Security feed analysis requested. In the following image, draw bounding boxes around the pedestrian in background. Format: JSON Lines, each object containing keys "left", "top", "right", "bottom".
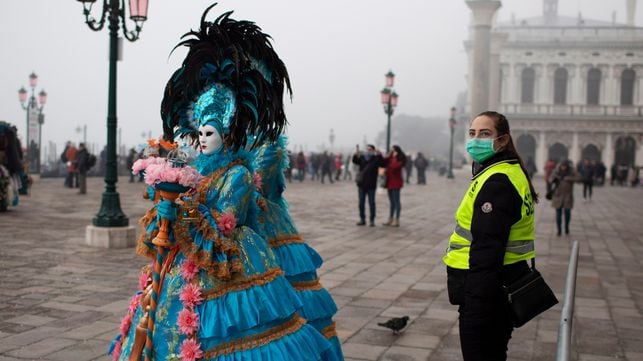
{"left": 550, "top": 160, "right": 580, "bottom": 236}
{"left": 343, "top": 153, "right": 353, "bottom": 181}
{"left": 320, "top": 151, "right": 334, "bottom": 184}
{"left": 578, "top": 158, "right": 595, "bottom": 201}
{"left": 75, "top": 143, "right": 89, "bottom": 194}
{"left": 353, "top": 144, "right": 384, "bottom": 226}
{"left": 444, "top": 111, "right": 539, "bottom": 361}
{"left": 383, "top": 145, "right": 406, "bottom": 227}
{"left": 65, "top": 142, "right": 78, "bottom": 188}
{"left": 414, "top": 152, "right": 429, "bottom": 185}
{"left": 544, "top": 158, "right": 557, "bottom": 192}
{"left": 405, "top": 154, "right": 413, "bottom": 184}
{"left": 126, "top": 148, "right": 138, "bottom": 183}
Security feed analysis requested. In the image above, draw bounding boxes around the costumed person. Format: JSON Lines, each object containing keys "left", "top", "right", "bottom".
{"left": 252, "top": 136, "right": 344, "bottom": 361}
{"left": 111, "top": 5, "right": 331, "bottom": 361}
{"left": 444, "top": 111, "right": 539, "bottom": 361}
{"left": 0, "top": 121, "right": 22, "bottom": 211}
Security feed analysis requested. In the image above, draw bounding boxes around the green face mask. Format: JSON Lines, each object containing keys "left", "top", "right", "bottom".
{"left": 466, "top": 138, "right": 496, "bottom": 163}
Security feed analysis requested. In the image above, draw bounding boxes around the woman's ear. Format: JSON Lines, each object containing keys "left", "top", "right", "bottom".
{"left": 495, "top": 134, "right": 510, "bottom": 151}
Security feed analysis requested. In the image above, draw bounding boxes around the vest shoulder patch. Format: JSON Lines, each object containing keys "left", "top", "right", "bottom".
{"left": 481, "top": 202, "right": 493, "bottom": 213}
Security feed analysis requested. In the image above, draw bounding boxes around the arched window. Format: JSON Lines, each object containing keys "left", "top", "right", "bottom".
{"left": 587, "top": 68, "right": 601, "bottom": 105}
{"left": 554, "top": 68, "right": 568, "bottom": 104}
{"left": 621, "top": 68, "right": 635, "bottom": 105}
{"left": 521, "top": 68, "right": 535, "bottom": 104}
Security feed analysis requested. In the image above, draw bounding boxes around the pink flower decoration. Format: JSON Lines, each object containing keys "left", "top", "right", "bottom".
{"left": 128, "top": 293, "right": 142, "bottom": 314}
{"left": 119, "top": 313, "right": 133, "bottom": 335}
{"left": 111, "top": 340, "right": 122, "bottom": 361}
{"left": 139, "top": 272, "right": 150, "bottom": 291}
{"left": 253, "top": 172, "right": 263, "bottom": 191}
{"left": 180, "top": 259, "right": 200, "bottom": 282}
{"left": 177, "top": 309, "right": 199, "bottom": 335}
{"left": 131, "top": 158, "right": 149, "bottom": 175}
{"left": 179, "top": 284, "right": 203, "bottom": 308}
{"left": 142, "top": 161, "right": 203, "bottom": 188}
{"left": 217, "top": 212, "right": 236, "bottom": 236}
{"left": 179, "top": 338, "right": 203, "bottom": 361}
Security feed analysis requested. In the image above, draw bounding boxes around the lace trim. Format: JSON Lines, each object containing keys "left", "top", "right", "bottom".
{"left": 202, "top": 314, "right": 306, "bottom": 358}
{"left": 290, "top": 278, "right": 322, "bottom": 291}
{"left": 202, "top": 267, "right": 284, "bottom": 300}
{"left": 268, "top": 235, "right": 305, "bottom": 248}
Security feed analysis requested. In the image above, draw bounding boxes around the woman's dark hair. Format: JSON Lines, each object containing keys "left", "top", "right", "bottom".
{"left": 477, "top": 111, "right": 539, "bottom": 203}
{"left": 391, "top": 145, "right": 407, "bottom": 166}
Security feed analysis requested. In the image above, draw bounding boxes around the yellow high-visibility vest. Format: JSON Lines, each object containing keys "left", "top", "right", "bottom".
{"left": 443, "top": 160, "right": 535, "bottom": 270}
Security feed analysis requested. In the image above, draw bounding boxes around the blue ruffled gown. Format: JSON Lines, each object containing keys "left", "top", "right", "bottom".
{"left": 253, "top": 139, "right": 344, "bottom": 361}
{"left": 113, "top": 152, "right": 330, "bottom": 361}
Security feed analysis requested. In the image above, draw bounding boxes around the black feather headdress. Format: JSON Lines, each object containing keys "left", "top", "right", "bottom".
{"left": 160, "top": 3, "right": 291, "bottom": 151}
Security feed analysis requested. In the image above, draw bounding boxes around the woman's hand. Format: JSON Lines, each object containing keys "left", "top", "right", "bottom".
{"left": 157, "top": 199, "right": 177, "bottom": 222}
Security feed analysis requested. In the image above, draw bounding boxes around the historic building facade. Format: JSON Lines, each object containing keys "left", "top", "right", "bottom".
{"left": 466, "top": 0, "right": 643, "bottom": 173}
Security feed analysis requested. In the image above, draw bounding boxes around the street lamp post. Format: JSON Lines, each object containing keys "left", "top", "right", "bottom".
{"left": 76, "top": 0, "right": 149, "bottom": 227}
{"left": 447, "top": 106, "right": 457, "bottom": 179}
{"left": 380, "top": 70, "right": 399, "bottom": 154}
{"left": 329, "top": 128, "right": 335, "bottom": 151}
{"left": 18, "top": 73, "right": 47, "bottom": 174}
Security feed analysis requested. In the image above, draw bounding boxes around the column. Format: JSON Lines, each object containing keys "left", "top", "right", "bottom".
{"left": 488, "top": 32, "right": 508, "bottom": 110}
{"left": 571, "top": 131, "right": 579, "bottom": 164}
{"left": 537, "top": 131, "right": 547, "bottom": 172}
{"left": 466, "top": 0, "right": 502, "bottom": 116}
{"left": 604, "top": 133, "right": 613, "bottom": 177}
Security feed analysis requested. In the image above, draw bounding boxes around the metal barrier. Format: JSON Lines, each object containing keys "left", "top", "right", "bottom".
{"left": 556, "top": 240, "right": 580, "bottom": 361}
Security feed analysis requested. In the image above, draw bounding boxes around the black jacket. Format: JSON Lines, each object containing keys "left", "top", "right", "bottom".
{"left": 447, "top": 152, "right": 531, "bottom": 322}
{"left": 352, "top": 152, "right": 384, "bottom": 190}
{"left": 76, "top": 148, "right": 89, "bottom": 174}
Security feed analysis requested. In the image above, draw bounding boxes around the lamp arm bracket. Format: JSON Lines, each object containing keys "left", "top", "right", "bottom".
{"left": 83, "top": 0, "right": 108, "bottom": 32}
{"left": 120, "top": 7, "right": 141, "bottom": 42}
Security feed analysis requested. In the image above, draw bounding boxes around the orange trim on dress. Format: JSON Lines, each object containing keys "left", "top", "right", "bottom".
{"left": 202, "top": 268, "right": 284, "bottom": 300}
{"left": 322, "top": 321, "right": 338, "bottom": 339}
{"left": 202, "top": 314, "right": 306, "bottom": 359}
{"left": 290, "top": 278, "right": 323, "bottom": 291}
{"left": 268, "top": 235, "right": 305, "bottom": 248}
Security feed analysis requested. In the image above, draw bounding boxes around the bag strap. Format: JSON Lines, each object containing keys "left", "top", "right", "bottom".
{"left": 530, "top": 258, "right": 536, "bottom": 270}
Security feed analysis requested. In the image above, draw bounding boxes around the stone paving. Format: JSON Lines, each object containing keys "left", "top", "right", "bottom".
{"left": 0, "top": 169, "right": 642, "bottom": 361}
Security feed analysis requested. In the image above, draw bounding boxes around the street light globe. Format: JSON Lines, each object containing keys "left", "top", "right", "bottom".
{"left": 18, "top": 87, "right": 28, "bottom": 103}
{"left": 380, "top": 88, "right": 391, "bottom": 104}
{"left": 385, "top": 70, "right": 395, "bottom": 87}
{"left": 391, "top": 92, "right": 399, "bottom": 107}
{"left": 129, "top": 0, "right": 149, "bottom": 21}
{"left": 29, "top": 72, "right": 38, "bottom": 88}
{"left": 39, "top": 90, "right": 48, "bottom": 106}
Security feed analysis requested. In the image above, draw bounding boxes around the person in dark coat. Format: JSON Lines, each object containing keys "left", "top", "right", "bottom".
{"left": 414, "top": 152, "right": 429, "bottom": 185}
{"left": 404, "top": 154, "right": 413, "bottom": 184}
{"left": 75, "top": 143, "right": 89, "bottom": 194}
{"left": 352, "top": 144, "right": 384, "bottom": 226}
{"left": 578, "top": 158, "right": 595, "bottom": 200}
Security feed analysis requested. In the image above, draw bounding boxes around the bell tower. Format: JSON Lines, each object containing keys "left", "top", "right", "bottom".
{"left": 544, "top": 0, "right": 558, "bottom": 23}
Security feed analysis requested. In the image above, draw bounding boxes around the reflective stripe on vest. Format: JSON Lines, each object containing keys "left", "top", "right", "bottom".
{"left": 443, "top": 160, "right": 535, "bottom": 270}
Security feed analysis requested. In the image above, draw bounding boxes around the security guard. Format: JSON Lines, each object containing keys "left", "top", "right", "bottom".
{"left": 444, "top": 111, "right": 539, "bottom": 361}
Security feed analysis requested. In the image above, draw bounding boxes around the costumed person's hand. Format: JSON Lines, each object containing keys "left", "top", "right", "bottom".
{"left": 157, "top": 199, "right": 177, "bottom": 222}
{"left": 146, "top": 186, "right": 156, "bottom": 201}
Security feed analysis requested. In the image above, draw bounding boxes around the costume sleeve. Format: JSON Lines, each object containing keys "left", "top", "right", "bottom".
{"left": 205, "top": 165, "right": 253, "bottom": 225}
{"left": 465, "top": 173, "right": 522, "bottom": 320}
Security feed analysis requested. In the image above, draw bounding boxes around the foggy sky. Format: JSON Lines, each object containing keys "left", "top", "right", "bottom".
{"left": 1, "top": 1, "right": 639, "bottom": 154}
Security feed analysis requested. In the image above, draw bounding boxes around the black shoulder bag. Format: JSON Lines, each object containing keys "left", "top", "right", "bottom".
{"left": 503, "top": 258, "right": 558, "bottom": 328}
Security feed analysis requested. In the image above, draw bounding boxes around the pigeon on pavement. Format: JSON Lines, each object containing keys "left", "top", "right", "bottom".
{"left": 377, "top": 315, "right": 410, "bottom": 334}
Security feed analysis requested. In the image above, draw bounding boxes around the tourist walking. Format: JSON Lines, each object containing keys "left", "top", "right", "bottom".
{"left": 296, "top": 151, "right": 306, "bottom": 182}
{"left": 544, "top": 158, "right": 557, "bottom": 192}
{"left": 343, "top": 153, "right": 353, "bottom": 181}
{"left": 578, "top": 158, "right": 595, "bottom": 200}
{"left": 383, "top": 145, "right": 406, "bottom": 227}
{"left": 126, "top": 148, "right": 138, "bottom": 183}
{"left": 320, "top": 151, "right": 334, "bottom": 184}
{"left": 64, "top": 142, "right": 78, "bottom": 188}
{"left": 550, "top": 160, "right": 580, "bottom": 236}
{"left": 444, "top": 111, "right": 539, "bottom": 361}
{"left": 405, "top": 154, "right": 413, "bottom": 184}
{"left": 353, "top": 144, "right": 384, "bottom": 226}
{"left": 75, "top": 143, "right": 89, "bottom": 194}
{"left": 414, "top": 152, "right": 429, "bottom": 185}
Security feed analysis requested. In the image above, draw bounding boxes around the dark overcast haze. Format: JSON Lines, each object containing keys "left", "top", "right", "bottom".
{"left": 1, "top": 0, "right": 640, "bottom": 153}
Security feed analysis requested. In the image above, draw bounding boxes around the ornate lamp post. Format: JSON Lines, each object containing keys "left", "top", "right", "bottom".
{"left": 18, "top": 72, "right": 47, "bottom": 174}
{"left": 380, "top": 70, "right": 399, "bottom": 154}
{"left": 329, "top": 128, "right": 335, "bottom": 150}
{"left": 447, "top": 106, "right": 457, "bottom": 179}
{"left": 76, "top": 0, "right": 149, "bottom": 227}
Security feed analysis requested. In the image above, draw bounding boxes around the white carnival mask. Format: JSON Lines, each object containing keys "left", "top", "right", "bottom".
{"left": 198, "top": 124, "right": 223, "bottom": 155}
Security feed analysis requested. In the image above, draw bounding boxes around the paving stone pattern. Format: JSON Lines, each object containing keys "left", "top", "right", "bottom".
{"left": 0, "top": 171, "right": 642, "bottom": 360}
